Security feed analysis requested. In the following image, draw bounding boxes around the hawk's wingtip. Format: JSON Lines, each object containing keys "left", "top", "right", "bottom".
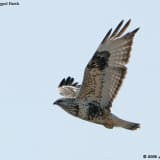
{"left": 132, "top": 27, "right": 140, "bottom": 34}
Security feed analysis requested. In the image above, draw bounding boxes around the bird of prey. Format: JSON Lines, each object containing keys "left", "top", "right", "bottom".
{"left": 54, "top": 20, "right": 140, "bottom": 130}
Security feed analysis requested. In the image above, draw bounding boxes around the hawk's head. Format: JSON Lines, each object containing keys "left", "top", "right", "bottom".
{"left": 53, "top": 98, "right": 79, "bottom": 117}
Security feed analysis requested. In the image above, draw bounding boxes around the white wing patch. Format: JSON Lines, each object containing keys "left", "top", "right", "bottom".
{"left": 58, "top": 77, "right": 80, "bottom": 98}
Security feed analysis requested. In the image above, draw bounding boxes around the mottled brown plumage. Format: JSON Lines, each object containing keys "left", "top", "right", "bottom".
{"left": 78, "top": 20, "right": 139, "bottom": 110}
{"left": 54, "top": 20, "right": 140, "bottom": 130}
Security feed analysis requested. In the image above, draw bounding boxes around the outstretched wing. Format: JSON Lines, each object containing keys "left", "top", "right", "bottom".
{"left": 77, "top": 20, "right": 139, "bottom": 109}
{"left": 58, "top": 76, "right": 81, "bottom": 98}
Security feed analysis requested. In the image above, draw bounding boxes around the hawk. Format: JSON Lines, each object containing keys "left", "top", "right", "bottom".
{"left": 54, "top": 20, "right": 140, "bottom": 130}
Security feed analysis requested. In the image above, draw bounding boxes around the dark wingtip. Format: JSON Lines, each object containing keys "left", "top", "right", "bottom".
{"left": 109, "top": 20, "right": 124, "bottom": 38}
{"left": 115, "top": 19, "right": 124, "bottom": 31}
{"left": 127, "top": 19, "right": 131, "bottom": 24}
{"left": 125, "top": 19, "right": 131, "bottom": 28}
{"left": 119, "top": 19, "right": 124, "bottom": 26}
{"left": 66, "top": 76, "right": 73, "bottom": 85}
{"left": 58, "top": 78, "right": 65, "bottom": 87}
{"left": 101, "top": 28, "right": 112, "bottom": 44}
{"left": 58, "top": 76, "right": 80, "bottom": 87}
{"left": 132, "top": 27, "right": 140, "bottom": 34}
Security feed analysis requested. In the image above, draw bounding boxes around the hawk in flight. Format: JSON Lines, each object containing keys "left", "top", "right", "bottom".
{"left": 54, "top": 20, "right": 140, "bottom": 130}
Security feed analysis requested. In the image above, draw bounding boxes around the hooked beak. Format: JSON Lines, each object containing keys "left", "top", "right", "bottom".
{"left": 53, "top": 99, "right": 63, "bottom": 105}
{"left": 53, "top": 101, "right": 57, "bottom": 105}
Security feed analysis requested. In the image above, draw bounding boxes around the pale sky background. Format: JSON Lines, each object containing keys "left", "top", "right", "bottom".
{"left": 0, "top": 0, "right": 159, "bottom": 160}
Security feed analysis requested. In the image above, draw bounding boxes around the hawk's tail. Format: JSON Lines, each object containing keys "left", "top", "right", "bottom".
{"left": 108, "top": 114, "right": 140, "bottom": 130}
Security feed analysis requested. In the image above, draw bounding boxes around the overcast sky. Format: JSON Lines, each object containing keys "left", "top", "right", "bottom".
{"left": 0, "top": 0, "right": 160, "bottom": 160}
